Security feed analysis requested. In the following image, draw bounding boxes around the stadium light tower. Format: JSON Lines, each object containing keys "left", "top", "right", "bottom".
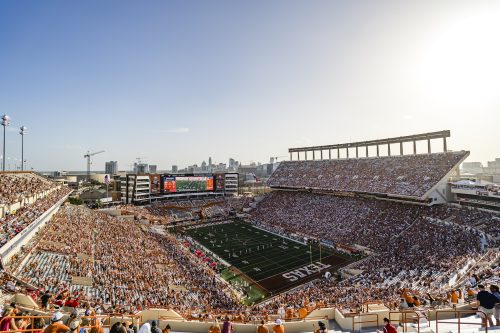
{"left": 1, "top": 114, "right": 11, "bottom": 172}
{"left": 19, "top": 126, "right": 27, "bottom": 171}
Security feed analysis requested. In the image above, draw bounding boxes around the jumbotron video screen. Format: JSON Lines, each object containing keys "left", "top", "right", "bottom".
{"left": 163, "top": 176, "right": 214, "bottom": 193}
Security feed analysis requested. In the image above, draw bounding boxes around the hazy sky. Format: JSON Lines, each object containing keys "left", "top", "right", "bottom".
{"left": 1, "top": 0, "right": 499, "bottom": 171}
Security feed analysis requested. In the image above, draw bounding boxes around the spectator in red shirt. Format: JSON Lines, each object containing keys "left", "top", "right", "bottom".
{"left": 377, "top": 318, "right": 397, "bottom": 333}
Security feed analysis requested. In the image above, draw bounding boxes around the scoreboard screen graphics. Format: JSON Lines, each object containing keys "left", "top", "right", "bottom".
{"left": 163, "top": 176, "right": 214, "bottom": 193}
{"left": 215, "top": 174, "right": 225, "bottom": 191}
{"left": 163, "top": 177, "right": 176, "bottom": 192}
{"left": 150, "top": 174, "right": 161, "bottom": 194}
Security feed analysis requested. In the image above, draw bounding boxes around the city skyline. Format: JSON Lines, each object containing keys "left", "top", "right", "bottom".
{"left": 1, "top": 1, "right": 500, "bottom": 170}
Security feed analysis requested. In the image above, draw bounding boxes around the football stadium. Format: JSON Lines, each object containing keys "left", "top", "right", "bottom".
{"left": 0, "top": 130, "right": 498, "bottom": 333}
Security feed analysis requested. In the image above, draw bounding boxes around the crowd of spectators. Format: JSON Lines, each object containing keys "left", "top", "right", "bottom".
{"left": 250, "top": 191, "right": 499, "bottom": 311}
{"left": 13, "top": 189, "right": 498, "bottom": 318}
{"left": 0, "top": 187, "right": 71, "bottom": 247}
{"left": 119, "top": 197, "right": 254, "bottom": 225}
{"left": 0, "top": 173, "right": 56, "bottom": 206}
{"left": 426, "top": 205, "right": 500, "bottom": 245}
{"left": 268, "top": 151, "right": 467, "bottom": 198}
{"left": 17, "top": 206, "right": 241, "bottom": 315}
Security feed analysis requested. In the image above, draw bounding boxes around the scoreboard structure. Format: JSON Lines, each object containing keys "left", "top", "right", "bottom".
{"left": 157, "top": 173, "right": 238, "bottom": 195}
{"left": 162, "top": 175, "right": 214, "bottom": 193}
{"left": 122, "top": 172, "right": 239, "bottom": 204}
{"left": 159, "top": 173, "right": 238, "bottom": 195}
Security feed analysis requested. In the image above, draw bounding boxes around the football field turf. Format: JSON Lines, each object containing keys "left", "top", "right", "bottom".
{"left": 175, "top": 180, "right": 206, "bottom": 192}
{"left": 184, "top": 220, "right": 353, "bottom": 298}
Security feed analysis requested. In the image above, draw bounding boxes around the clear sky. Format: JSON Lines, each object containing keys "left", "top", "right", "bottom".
{"left": 1, "top": 0, "right": 499, "bottom": 171}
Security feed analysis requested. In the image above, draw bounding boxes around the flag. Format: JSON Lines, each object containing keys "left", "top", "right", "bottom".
{"left": 104, "top": 175, "right": 110, "bottom": 185}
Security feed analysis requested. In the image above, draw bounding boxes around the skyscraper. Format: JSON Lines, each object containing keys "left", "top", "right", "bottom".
{"left": 105, "top": 161, "right": 118, "bottom": 175}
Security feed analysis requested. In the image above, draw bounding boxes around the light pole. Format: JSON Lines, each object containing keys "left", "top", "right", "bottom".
{"left": 19, "top": 126, "right": 27, "bottom": 171}
{"left": 1, "top": 114, "right": 11, "bottom": 171}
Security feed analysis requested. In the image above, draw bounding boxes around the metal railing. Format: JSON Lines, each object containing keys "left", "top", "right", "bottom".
{"left": 388, "top": 310, "right": 423, "bottom": 333}
{"left": 0, "top": 315, "right": 102, "bottom": 333}
{"left": 0, "top": 312, "right": 145, "bottom": 333}
{"left": 434, "top": 309, "right": 488, "bottom": 333}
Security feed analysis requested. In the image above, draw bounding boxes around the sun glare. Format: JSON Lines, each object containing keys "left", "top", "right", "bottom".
{"left": 417, "top": 7, "right": 500, "bottom": 107}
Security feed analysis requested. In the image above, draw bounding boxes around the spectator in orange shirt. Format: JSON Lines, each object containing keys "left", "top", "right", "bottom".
{"left": 43, "top": 312, "right": 70, "bottom": 333}
{"left": 298, "top": 307, "right": 308, "bottom": 319}
{"left": 402, "top": 290, "right": 414, "bottom": 307}
{"left": 272, "top": 319, "right": 284, "bottom": 333}
{"left": 449, "top": 290, "right": 459, "bottom": 308}
{"left": 256, "top": 320, "right": 269, "bottom": 333}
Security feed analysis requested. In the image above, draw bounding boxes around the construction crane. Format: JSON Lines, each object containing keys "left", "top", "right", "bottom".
{"left": 84, "top": 150, "right": 104, "bottom": 181}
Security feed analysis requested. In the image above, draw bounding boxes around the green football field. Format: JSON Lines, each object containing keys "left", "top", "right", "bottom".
{"left": 175, "top": 179, "right": 206, "bottom": 191}
{"left": 184, "top": 220, "right": 353, "bottom": 303}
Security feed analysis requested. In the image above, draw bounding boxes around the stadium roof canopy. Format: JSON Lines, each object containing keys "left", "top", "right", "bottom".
{"left": 289, "top": 130, "right": 450, "bottom": 153}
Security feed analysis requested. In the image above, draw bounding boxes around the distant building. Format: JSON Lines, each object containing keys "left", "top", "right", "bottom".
{"left": 238, "top": 165, "right": 257, "bottom": 175}
{"left": 120, "top": 174, "right": 150, "bottom": 204}
{"left": 224, "top": 173, "right": 239, "bottom": 195}
{"left": 201, "top": 161, "right": 207, "bottom": 171}
{"left": 105, "top": 161, "right": 118, "bottom": 175}
{"left": 214, "top": 163, "right": 226, "bottom": 172}
{"left": 134, "top": 163, "right": 149, "bottom": 174}
{"left": 484, "top": 158, "right": 500, "bottom": 175}
{"left": 80, "top": 188, "right": 108, "bottom": 203}
{"left": 149, "top": 165, "right": 157, "bottom": 173}
{"left": 461, "top": 158, "right": 500, "bottom": 183}
{"left": 461, "top": 162, "right": 483, "bottom": 175}
{"left": 209, "top": 157, "right": 212, "bottom": 167}
{"left": 172, "top": 165, "right": 178, "bottom": 173}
